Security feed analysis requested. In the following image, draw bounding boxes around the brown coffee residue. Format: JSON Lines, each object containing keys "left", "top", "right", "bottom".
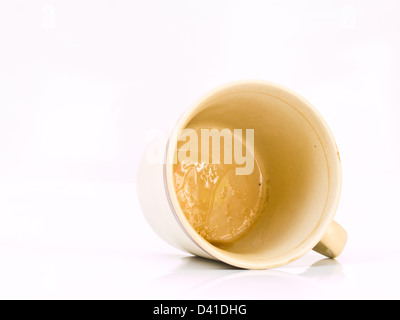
{"left": 174, "top": 159, "right": 267, "bottom": 245}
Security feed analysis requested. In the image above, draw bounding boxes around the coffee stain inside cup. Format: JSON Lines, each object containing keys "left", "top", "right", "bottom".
{"left": 173, "top": 130, "right": 268, "bottom": 245}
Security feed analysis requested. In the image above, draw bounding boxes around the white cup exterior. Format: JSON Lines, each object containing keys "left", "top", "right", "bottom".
{"left": 138, "top": 80, "right": 343, "bottom": 269}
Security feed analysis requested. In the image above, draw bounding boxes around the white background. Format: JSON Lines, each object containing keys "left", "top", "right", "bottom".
{"left": 0, "top": 0, "right": 399, "bottom": 299}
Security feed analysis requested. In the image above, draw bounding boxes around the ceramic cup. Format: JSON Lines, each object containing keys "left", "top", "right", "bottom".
{"left": 138, "top": 80, "right": 347, "bottom": 269}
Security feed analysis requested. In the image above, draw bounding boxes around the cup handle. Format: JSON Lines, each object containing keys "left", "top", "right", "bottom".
{"left": 313, "top": 221, "right": 348, "bottom": 258}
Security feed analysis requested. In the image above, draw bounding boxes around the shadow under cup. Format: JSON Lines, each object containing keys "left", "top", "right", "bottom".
{"left": 165, "top": 82, "right": 341, "bottom": 269}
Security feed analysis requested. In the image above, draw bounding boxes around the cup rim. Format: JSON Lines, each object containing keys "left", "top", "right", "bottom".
{"left": 163, "top": 80, "right": 342, "bottom": 269}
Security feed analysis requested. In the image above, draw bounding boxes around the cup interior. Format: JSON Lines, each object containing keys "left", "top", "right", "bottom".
{"left": 165, "top": 81, "right": 341, "bottom": 269}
